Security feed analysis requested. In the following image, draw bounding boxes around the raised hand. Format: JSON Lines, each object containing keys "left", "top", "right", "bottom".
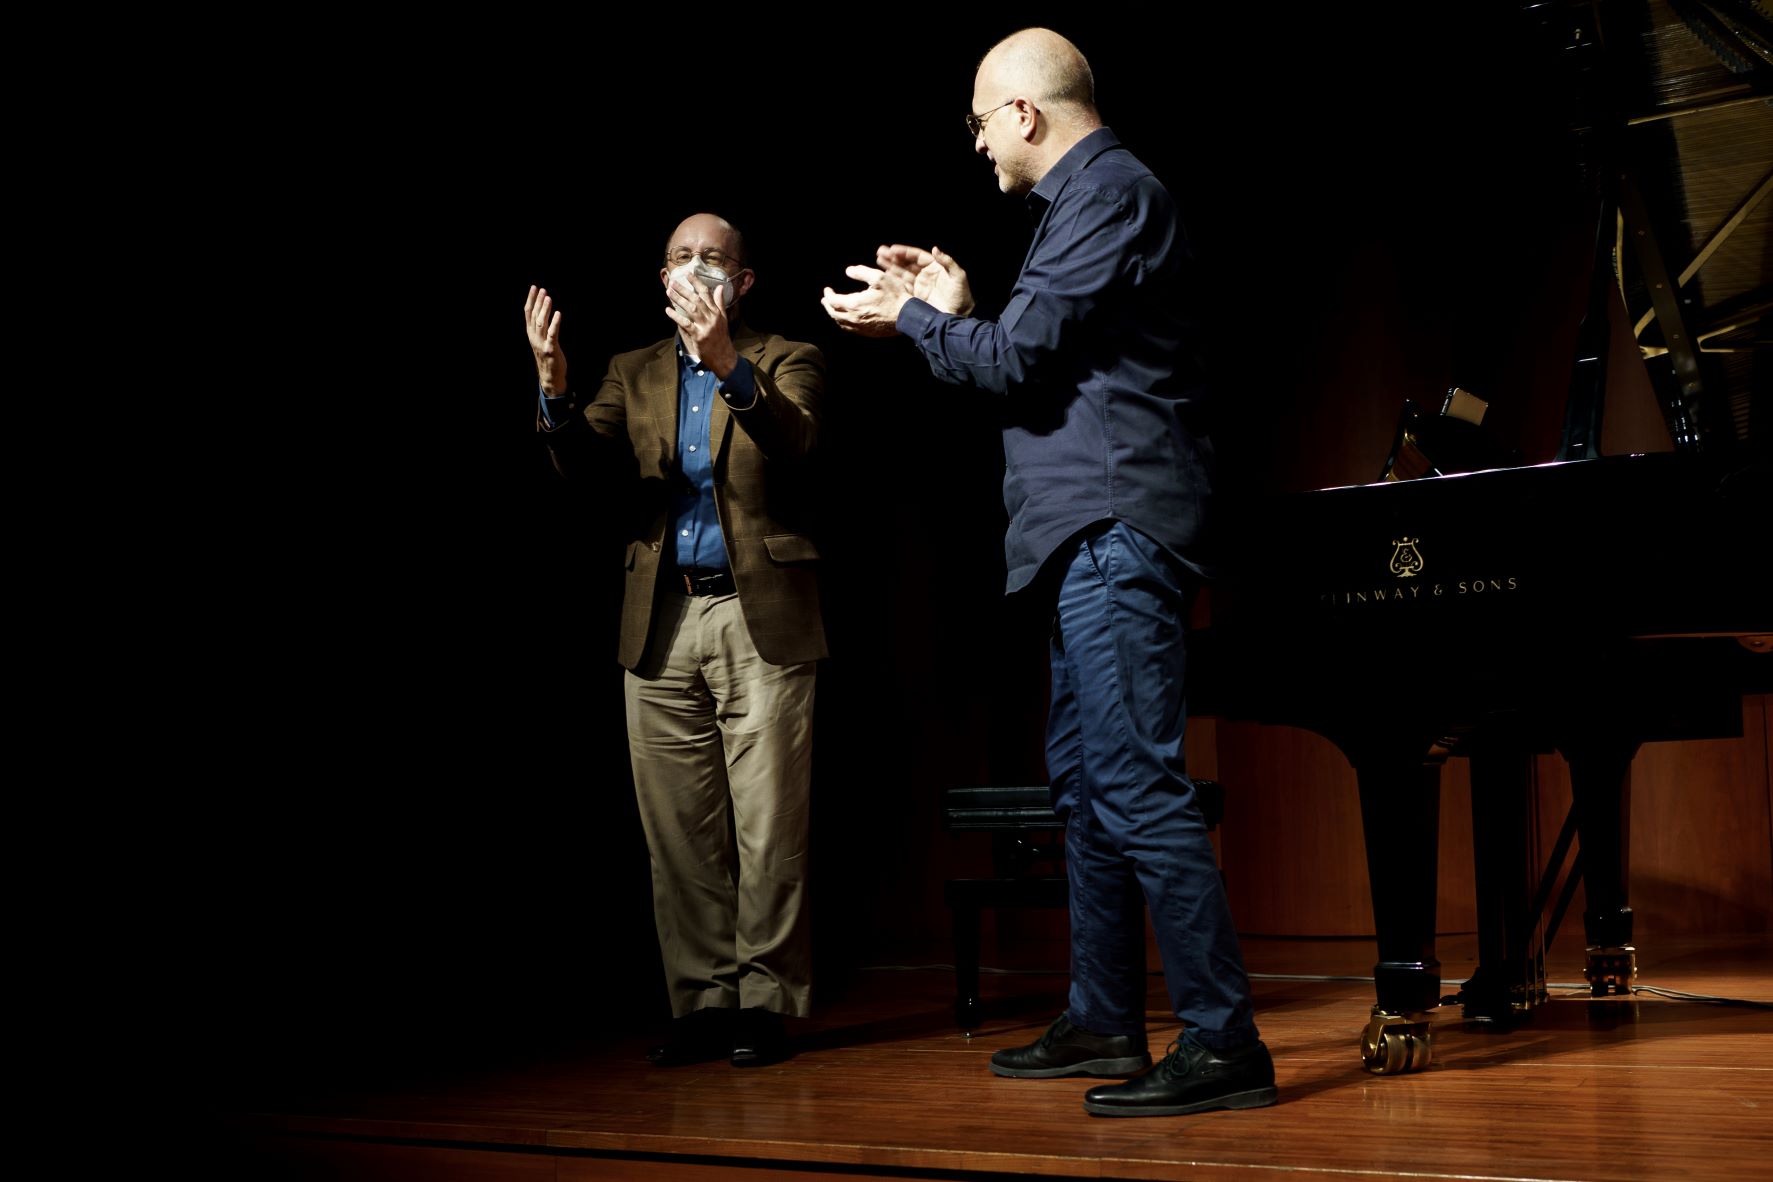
{"left": 665, "top": 272, "right": 739, "bottom": 378}
{"left": 524, "top": 285, "right": 568, "bottom": 396}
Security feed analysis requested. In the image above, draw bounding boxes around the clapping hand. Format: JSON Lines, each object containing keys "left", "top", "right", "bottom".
{"left": 665, "top": 272, "right": 739, "bottom": 377}
{"left": 821, "top": 252, "right": 913, "bottom": 338}
{"left": 822, "top": 243, "right": 975, "bottom": 336}
{"left": 879, "top": 244, "right": 974, "bottom": 316}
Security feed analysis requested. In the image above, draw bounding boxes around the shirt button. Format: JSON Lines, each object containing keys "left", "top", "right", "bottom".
{"left": 681, "top": 529, "right": 690, "bottom": 537}
{"left": 687, "top": 444, "right": 697, "bottom": 452}
{"left": 691, "top": 405, "right": 700, "bottom": 413}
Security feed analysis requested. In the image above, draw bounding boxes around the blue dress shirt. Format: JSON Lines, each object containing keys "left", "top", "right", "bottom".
{"left": 895, "top": 127, "right": 1217, "bottom": 593}
{"left": 541, "top": 337, "right": 757, "bottom": 572}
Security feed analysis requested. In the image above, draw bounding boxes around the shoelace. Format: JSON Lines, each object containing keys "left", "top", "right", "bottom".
{"left": 1157, "top": 1037, "right": 1200, "bottom": 1079}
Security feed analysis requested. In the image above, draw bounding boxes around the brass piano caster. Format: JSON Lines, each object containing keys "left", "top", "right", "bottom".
{"left": 1585, "top": 945, "right": 1637, "bottom": 996}
{"left": 1361, "top": 1009, "right": 1434, "bottom": 1075}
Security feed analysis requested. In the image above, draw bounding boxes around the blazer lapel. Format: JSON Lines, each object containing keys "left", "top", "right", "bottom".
{"left": 711, "top": 328, "right": 768, "bottom": 480}
{"left": 639, "top": 339, "right": 681, "bottom": 465}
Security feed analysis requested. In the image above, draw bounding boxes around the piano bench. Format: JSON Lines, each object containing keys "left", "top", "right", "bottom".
{"left": 941, "top": 780, "right": 1224, "bottom": 1030}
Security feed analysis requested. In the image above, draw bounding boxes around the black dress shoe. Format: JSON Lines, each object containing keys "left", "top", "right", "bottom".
{"left": 1083, "top": 1035, "right": 1278, "bottom": 1116}
{"left": 730, "top": 1007, "right": 791, "bottom": 1067}
{"left": 646, "top": 1007, "right": 733, "bottom": 1066}
{"left": 989, "top": 1013, "right": 1150, "bottom": 1078}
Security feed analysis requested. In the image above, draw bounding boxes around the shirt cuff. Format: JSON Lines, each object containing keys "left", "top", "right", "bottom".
{"left": 718, "top": 357, "right": 758, "bottom": 410}
{"left": 539, "top": 386, "right": 573, "bottom": 430}
{"left": 897, "top": 297, "right": 940, "bottom": 339}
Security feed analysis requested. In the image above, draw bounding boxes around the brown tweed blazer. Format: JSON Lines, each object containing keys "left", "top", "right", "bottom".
{"left": 539, "top": 323, "right": 827, "bottom": 669}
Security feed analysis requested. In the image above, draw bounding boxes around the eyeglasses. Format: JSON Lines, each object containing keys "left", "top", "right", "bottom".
{"left": 965, "top": 99, "right": 1015, "bottom": 137}
{"left": 665, "top": 247, "right": 744, "bottom": 271}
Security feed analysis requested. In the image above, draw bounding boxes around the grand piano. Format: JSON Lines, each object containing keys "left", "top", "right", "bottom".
{"left": 1191, "top": 448, "right": 1768, "bottom": 1071}
{"left": 1188, "top": 2, "right": 1770, "bottom": 1073}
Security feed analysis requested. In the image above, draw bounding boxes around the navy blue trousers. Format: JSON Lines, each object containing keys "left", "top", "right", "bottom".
{"left": 1047, "top": 521, "right": 1259, "bottom": 1050}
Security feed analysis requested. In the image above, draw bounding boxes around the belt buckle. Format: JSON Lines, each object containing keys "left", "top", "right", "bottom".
{"left": 680, "top": 569, "right": 728, "bottom": 596}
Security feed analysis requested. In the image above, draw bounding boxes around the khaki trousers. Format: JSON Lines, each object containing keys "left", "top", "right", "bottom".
{"left": 625, "top": 589, "right": 816, "bottom": 1018}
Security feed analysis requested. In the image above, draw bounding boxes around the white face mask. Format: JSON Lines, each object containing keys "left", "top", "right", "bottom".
{"left": 666, "top": 260, "right": 737, "bottom": 312}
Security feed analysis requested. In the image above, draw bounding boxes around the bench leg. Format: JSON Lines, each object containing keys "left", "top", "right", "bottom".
{"left": 951, "top": 894, "right": 983, "bottom": 1030}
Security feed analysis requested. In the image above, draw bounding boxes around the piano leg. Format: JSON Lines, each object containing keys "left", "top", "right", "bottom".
{"left": 1465, "top": 742, "right": 1548, "bottom": 1022}
{"left": 1355, "top": 753, "right": 1443, "bottom": 1074}
{"left": 1564, "top": 738, "right": 1639, "bottom": 996}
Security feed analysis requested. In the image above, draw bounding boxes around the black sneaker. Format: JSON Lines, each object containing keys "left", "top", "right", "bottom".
{"left": 1083, "top": 1035, "right": 1278, "bottom": 1116}
{"left": 989, "top": 1013, "right": 1150, "bottom": 1078}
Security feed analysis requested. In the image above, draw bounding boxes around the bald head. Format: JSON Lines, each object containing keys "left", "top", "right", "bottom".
{"left": 664, "top": 212, "right": 746, "bottom": 269}
{"left": 970, "top": 29, "right": 1102, "bottom": 194}
{"left": 977, "top": 28, "right": 1098, "bottom": 124}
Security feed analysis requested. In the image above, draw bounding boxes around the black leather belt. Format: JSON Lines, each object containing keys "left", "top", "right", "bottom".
{"left": 676, "top": 569, "right": 735, "bottom": 597}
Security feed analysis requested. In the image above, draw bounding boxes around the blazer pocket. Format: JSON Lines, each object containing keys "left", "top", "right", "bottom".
{"left": 763, "top": 533, "right": 821, "bottom": 564}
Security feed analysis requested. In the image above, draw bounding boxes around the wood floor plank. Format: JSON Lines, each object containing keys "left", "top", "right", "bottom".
{"left": 226, "top": 934, "right": 1773, "bottom": 1181}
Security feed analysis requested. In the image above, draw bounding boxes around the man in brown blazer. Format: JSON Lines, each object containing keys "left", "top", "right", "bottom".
{"left": 525, "top": 212, "right": 825, "bottom": 1068}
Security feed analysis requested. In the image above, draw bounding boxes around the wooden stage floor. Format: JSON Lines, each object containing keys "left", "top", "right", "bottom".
{"left": 221, "top": 932, "right": 1772, "bottom": 1180}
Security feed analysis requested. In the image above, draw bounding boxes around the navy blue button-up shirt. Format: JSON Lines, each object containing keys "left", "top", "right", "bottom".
{"left": 541, "top": 338, "right": 757, "bottom": 572}
{"left": 896, "top": 127, "right": 1216, "bottom": 593}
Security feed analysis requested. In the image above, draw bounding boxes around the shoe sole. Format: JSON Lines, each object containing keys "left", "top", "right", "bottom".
{"left": 731, "top": 1051, "right": 791, "bottom": 1067}
{"left": 1083, "top": 1085, "right": 1279, "bottom": 1116}
{"left": 990, "top": 1055, "right": 1151, "bottom": 1079}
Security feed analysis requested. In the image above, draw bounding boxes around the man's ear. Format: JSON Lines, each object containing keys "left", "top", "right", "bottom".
{"left": 732, "top": 269, "right": 757, "bottom": 300}
{"left": 659, "top": 267, "right": 672, "bottom": 290}
{"left": 1017, "top": 97, "right": 1039, "bottom": 142}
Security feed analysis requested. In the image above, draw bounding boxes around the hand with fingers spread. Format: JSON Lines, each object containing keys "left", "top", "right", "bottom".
{"left": 665, "top": 271, "right": 739, "bottom": 378}
{"left": 907, "top": 244, "right": 978, "bottom": 317}
{"left": 823, "top": 243, "right": 978, "bottom": 336}
{"left": 524, "top": 284, "right": 569, "bottom": 396}
{"left": 821, "top": 248, "right": 916, "bottom": 337}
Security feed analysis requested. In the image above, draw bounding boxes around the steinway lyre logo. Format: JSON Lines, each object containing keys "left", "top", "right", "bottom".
{"left": 1389, "top": 537, "right": 1424, "bottom": 579}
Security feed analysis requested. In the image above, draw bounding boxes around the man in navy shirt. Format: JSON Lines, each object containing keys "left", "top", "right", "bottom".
{"left": 823, "top": 29, "right": 1275, "bottom": 1117}
{"left": 529, "top": 213, "right": 825, "bottom": 1069}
